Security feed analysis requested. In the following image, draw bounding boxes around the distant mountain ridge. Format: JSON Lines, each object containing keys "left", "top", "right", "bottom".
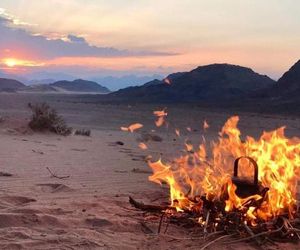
{"left": 2, "top": 61, "right": 300, "bottom": 115}
{"left": 90, "top": 74, "right": 163, "bottom": 90}
{"left": 0, "top": 78, "right": 110, "bottom": 93}
{"left": 0, "top": 78, "right": 25, "bottom": 92}
{"left": 109, "top": 63, "right": 276, "bottom": 102}
{"left": 50, "top": 79, "right": 110, "bottom": 93}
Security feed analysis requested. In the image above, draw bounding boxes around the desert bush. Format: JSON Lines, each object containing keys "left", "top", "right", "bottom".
{"left": 74, "top": 129, "right": 91, "bottom": 136}
{"left": 28, "top": 102, "right": 72, "bottom": 135}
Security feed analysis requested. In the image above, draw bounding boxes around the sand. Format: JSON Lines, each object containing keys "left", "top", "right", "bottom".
{"left": 0, "top": 93, "right": 300, "bottom": 249}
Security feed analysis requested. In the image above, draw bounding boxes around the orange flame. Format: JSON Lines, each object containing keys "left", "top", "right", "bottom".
{"left": 139, "top": 142, "right": 148, "bottom": 150}
{"left": 148, "top": 116, "right": 300, "bottom": 223}
{"left": 153, "top": 109, "right": 167, "bottom": 127}
{"left": 203, "top": 120, "right": 209, "bottom": 130}
{"left": 121, "top": 123, "right": 143, "bottom": 132}
{"left": 163, "top": 78, "right": 171, "bottom": 85}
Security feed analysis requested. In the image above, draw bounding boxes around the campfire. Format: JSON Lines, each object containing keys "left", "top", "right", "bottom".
{"left": 127, "top": 115, "right": 300, "bottom": 247}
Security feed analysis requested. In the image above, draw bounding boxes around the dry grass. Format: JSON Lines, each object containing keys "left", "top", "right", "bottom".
{"left": 28, "top": 102, "right": 72, "bottom": 136}
{"left": 74, "top": 129, "right": 91, "bottom": 136}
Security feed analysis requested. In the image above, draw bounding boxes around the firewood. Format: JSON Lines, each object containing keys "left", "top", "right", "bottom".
{"left": 129, "top": 196, "right": 175, "bottom": 212}
{"left": 199, "top": 234, "right": 235, "bottom": 250}
{"left": 46, "top": 167, "right": 70, "bottom": 179}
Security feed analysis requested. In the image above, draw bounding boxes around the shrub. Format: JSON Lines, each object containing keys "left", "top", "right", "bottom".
{"left": 28, "top": 103, "right": 72, "bottom": 135}
{"left": 74, "top": 129, "right": 91, "bottom": 136}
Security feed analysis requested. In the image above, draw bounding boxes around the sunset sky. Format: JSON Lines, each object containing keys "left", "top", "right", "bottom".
{"left": 0, "top": 0, "right": 299, "bottom": 87}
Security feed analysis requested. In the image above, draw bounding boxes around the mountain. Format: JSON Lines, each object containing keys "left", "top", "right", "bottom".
{"left": 0, "top": 78, "right": 26, "bottom": 92}
{"left": 277, "top": 60, "right": 300, "bottom": 92}
{"left": 50, "top": 79, "right": 110, "bottom": 93}
{"left": 27, "top": 79, "right": 57, "bottom": 85}
{"left": 143, "top": 79, "right": 162, "bottom": 87}
{"left": 251, "top": 60, "right": 300, "bottom": 99}
{"left": 259, "top": 60, "right": 300, "bottom": 111}
{"left": 21, "top": 84, "right": 58, "bottom": 93}
{"left": 109, "top": 64, "right": 275, "bottom": 102}
{"left": 90, "top": 74, "right": 163, "bottom": 91}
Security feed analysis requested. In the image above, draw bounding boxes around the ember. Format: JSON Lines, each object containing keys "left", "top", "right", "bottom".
{"left": 130, "top": 115, "right": 300, "bottom": 246}
{"left": 121, "top": 123, "right": 143, "bottom": 132}
{"left": 153, "top": 109, "right": 167, "bottom": 127}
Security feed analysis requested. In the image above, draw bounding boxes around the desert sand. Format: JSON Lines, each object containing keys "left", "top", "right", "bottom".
{"left": 0, "top": 93, "right": 299, "bottom": 249}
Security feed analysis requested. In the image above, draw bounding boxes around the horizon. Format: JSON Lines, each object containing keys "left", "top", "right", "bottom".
{"left": 0, "top": 1, "right": 300, "bottom": 89}
{"left": 0, "top": 61, "right": 293, "bottom": 91}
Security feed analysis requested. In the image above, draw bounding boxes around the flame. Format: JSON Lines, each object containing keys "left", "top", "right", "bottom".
{"left": 121, "top": 123, "right": 143, "bottom": 132}
{"left": 148, "top": 116, "right": 300, "bottom": 223}
{"left": 153, "top": 109, "right": 167, "bottom": 127}
{"left": 139, "top": 142, "right": 148, "bottom": 150}
{"left": 163, "top": 78, "right": 171, "bottom": 85}
{"left": 203, "top": 120, "right": 209, "bottom": 130}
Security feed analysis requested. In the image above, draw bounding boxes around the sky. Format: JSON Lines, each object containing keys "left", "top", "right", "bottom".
{"left": 0, "top": 0, "right": 299, "bottom": 88}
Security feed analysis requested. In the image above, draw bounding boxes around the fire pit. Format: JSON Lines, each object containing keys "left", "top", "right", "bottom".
{"left": 127, "top": 115, "right": 300, "bottom": 248}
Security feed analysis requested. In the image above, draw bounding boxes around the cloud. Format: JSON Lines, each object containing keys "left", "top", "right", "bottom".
{"left": 67, "top": 34, "right": 86, "bottom": 43}
{"left": 0, "top": 14, "right": 175, "bottom": 60}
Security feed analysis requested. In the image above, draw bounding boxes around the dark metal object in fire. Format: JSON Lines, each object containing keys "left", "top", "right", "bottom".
{"left": 232, "top": 156, "right": 268, "bottom": 198}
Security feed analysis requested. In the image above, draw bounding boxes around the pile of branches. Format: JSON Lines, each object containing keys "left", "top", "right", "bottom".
{"left": 28, "top": 102, "right": 72, "bottom": 136}
{"left": 129, "top": 196, "right": 300, "bottom": 249}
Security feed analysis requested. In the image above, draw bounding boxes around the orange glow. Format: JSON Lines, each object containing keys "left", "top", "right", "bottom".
{"left": 164, "top": 78, "right": 171, "bottom": 85}
{"left": 203, "top": 120, "right": 209, "bottom": 130}
{"left": 45, "top": 46, "right": 292, "bottom": 76}
{"left": 4, "top": 58, "right": 17, "bottom": 67}
{"left": 148, "top": 116, "right": 300, "bottom": 224}
{"left": 1, "top": 58, "right": 45, "bottom": 68}
{"left": 139, "top": 143, "right": 148, "bottom": 150}
{"left": 153, "top": 109, "right": 168, "bottom": 127}
{"left": 121, "top": 123, "right": 143, "bottom": 133}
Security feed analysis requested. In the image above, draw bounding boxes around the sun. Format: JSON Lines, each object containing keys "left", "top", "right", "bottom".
{"left": 4, "top": 58, "right": 18, "bottom": 67}
{"left": 1, "top": 58, "right": 45, "bottom": 68}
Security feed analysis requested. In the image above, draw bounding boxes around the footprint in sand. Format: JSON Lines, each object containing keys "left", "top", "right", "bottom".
{"left": 85, "top": 217, "right": 112, "bottom": 227}
{"left": 10, "top": 208, "right": 42, "bottom": 214}
{"left": 35, "top": 184, "right": 73, "bottom": 193}
{"left": 118, "top": 148, "right": 132, "bottom": 153}
{"left": 32, "top": 149, "right": 44, "bottom": 155}
{"left": 108, "top": 141, "right": 125, "bottom": 147}
{"left": 70, "top": 148, "right": 87, "bottom": 152}
{"left": 0, "top": 196, "right": 36, "bottom": 206}
{"left": 44, "top": 144, "right": 57, "bottom": 147}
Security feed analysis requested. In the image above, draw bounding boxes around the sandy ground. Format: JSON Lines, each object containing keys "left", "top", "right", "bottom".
{"left": 0, "top": 93, "right": 300, "bottom": 250}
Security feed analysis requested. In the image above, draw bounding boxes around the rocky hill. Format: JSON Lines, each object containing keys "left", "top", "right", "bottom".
{"left": 109, "top": 64, "right": 275, "bottom": 102}
{"left": 0, "top": 78, "right": 26, "bottom": 92}
{"left": 50, "top": 79, "right": 110, "bottom": 93}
